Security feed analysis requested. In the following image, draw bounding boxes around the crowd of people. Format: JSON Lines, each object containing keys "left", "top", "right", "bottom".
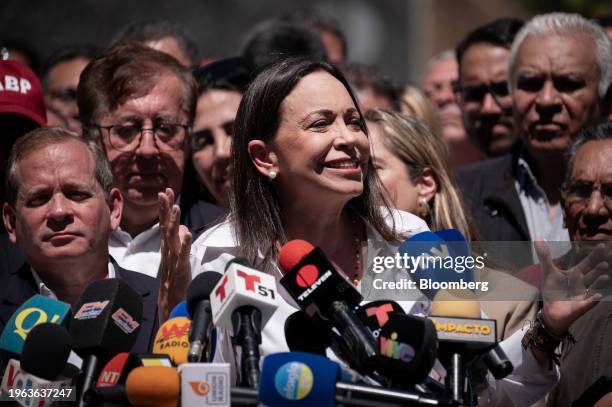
{"left": 1, "top": 9, "right": 612, "bottom": 407}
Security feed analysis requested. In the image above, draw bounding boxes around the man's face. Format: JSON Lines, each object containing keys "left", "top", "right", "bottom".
{"left": 422, "top": 56, "right": 459, "bottom": 109}
{"left": 563, "top": 139, "right": 612, "bottom": 242}
{"left": 512, "top": 34, "right": 601, "bottom": 158}
{"left": 2, "top": 140, "right": 122, "bottom": 268}
{"left": 99, "top": 74, "right": 188, "bottom": 214}
{"left": 422, "top": 56, "right": 466, "bottom": 142}
{"left": 458, "top": 43, "right": 517, "bottom": 156}
{"left": 45, "top": 57, "right": 90, "bottom": 132}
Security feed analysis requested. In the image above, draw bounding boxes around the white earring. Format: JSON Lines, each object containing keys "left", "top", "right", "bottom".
{"left": 269, "top": 170, "right": 277, "bottom": 179}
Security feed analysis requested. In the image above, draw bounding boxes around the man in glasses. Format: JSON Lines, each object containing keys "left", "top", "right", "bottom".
{"left": 519, "top": 122, "right": 612, "bottom": 406}
{"left": 458, "top": 13, "right": 611, "bottom": 267}
{"left": 455, "top": 17, "right": 524, "bottom": 157}
{"left": 76, "top": 43, "right": 224, "bottom": 278}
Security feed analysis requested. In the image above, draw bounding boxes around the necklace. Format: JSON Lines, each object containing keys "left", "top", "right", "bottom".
{"left": 351, "top": 217, "right": 362, "bottom": 286}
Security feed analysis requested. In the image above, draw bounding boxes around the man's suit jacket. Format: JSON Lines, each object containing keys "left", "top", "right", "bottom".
{"left": 457, "top": 145, "right": 533, "bottom": 269}
{"left": 0, "top": 259, "right": 159, "bottom": 355}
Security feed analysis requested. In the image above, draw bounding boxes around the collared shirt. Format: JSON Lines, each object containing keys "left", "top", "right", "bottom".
{"left": 190, "top": 208, "right": 559, "bottom": 405}
{"left": 31, "top": 261, "right": 116, "bottom": 300}
{"left": 109, "top": 224, "right": 161, "bottom": 278}
{"left": 515, "top": 155, "right": 570, "bottom": 260}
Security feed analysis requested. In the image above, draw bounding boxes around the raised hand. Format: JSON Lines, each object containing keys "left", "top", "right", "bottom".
{"left": 536, "top": 239, "right": 611, "bottom": 337}
{"left": 158, "top": 187, "right": 193, "bottom": 322}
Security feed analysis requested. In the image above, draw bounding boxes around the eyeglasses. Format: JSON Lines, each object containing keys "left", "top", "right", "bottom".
{"left": 455, "top": 81, "right": 512, "bottom": 109}
{"left": 98, "top": 123, "right": 188, "bottom": 152}
{"left": 561, "top": 181, "right": 612, "bottom": 208}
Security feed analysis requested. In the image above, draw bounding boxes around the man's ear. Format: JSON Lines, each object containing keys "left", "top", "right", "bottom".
{"left": 2, "top": 202, "right": 17, "bottom": 245}
{"left": 108, "top": 188, "right": 123, "bottom": 231}
{"left": 417, "top": 167, "right": 438, "bottom": 203}
{"left": 247, "top": 139, "right": 278, "bottom": 178}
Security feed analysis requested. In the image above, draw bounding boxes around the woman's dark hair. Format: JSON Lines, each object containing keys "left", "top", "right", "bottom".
{"left": 231, "top": 57, "right": 398, "bottom": 271}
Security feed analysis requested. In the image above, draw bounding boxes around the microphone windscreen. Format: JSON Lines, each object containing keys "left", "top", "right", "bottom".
{"left": 153, "top": 317, "right": 191, "bottom": 365}
{"left": 168, "top": 300, "right": 191, "bottom": 319}
{"left": 70, "top": 278, "right": 143, "bottom": 359}
{"left": 126, "top": 366, "right": 180, "bottom": 407}
{"left": 284, "top": 311, "right": 330, "bottom": 355}
{"left": 260, "top": 352, "right": 339, "bottom": 407}
{"left": 278, "top": 239, "right": 314, "bottom": 273}
{"left": 431, "top": 290, "right": 480, "bottom": 318}
{"left": 186, "top": 272, "right": 223, "bottom": 315}
{"left": 377, "top": 313, "right": 438, "bottom": 384}
{"left": 20, "top": 322, "right": 71, "bottom": 380}
{"left": 0, "top": 294, "right": 71, "bottom": 355}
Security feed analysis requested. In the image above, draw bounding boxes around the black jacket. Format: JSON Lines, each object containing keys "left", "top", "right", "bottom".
{"left": 457, "top": 145, "right": 533, "bottom": 268}
{"left": 0, "top": 259, "right": 159, "bottom": 355}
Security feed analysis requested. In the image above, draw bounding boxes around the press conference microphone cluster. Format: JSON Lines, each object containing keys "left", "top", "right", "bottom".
{"left": 279, "top": 239, "right": 378, "bottom": 374}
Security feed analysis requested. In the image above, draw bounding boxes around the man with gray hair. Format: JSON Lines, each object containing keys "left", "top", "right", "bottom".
{"left": 459, "top": 12, "right": 612, "bottom": 267}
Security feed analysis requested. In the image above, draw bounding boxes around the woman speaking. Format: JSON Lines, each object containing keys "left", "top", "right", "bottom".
{"left": 159, "top": 57, "right": 604, "bottom": 406}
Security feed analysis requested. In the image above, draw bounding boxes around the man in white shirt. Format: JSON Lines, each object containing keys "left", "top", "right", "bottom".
{"left": 76, "top": 42, "right": 224, "bottom": 278}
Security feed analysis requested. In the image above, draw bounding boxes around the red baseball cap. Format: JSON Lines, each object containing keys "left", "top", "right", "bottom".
{"left": 0, "top": 60, "right": 46, "bottom": 126}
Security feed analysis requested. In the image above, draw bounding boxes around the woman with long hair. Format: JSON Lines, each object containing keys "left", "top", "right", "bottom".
{"left": 159, "top": 58, "right": 600, "bottom": 405}
{"left": 366, "top": 109, "right": 474, "bottom": 240}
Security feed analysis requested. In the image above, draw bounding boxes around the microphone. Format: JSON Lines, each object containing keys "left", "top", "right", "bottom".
{"left": 95, "top": 353, "right": 139, "bottom": 388}
{"left": 70, "top": 278, "right": 143, "bottom": 407}
{"left": 21, "top": 323, "right": 73, "bottom": 380}
{"left": 210, "top": 258, "right": 279, "bottom": 388}
{"left": 278, "top": 239, "right": 377, "bottom": 374}
{"left": 284, "top": 311, "right": 330, "bottom": 356}
{"left": 125, "top": 366, "right": 180, "bottom": 407}
{"left": 1, "top": 323, "right": 73, "bottom": 407}
{"left": 399, "top": 231, "right": 476, "bottom": 300}
{"left": 84, "top": 353, "right": 171, "bottom": 406}
{"left": 355, "top": 301, "right": 438, "bottom": 387}
{"left": 178, "top": 363, "right": 231, "bottom": 406}
{"left": 0, "top": 294, "right": 71, "bottom": 356}
{"left": 186, "top": 272, "right": 223, "bottom": 363}
{"left": 169, "top": 300, "right": 191, "bottom": 319}
{"left": 429, "top": 291, "right": 501, "bottom": 404}
{"left": 153, "top": 317, "right": 191, "bottom": 365}
{"left": 259, "top": 352, "right": 456, "bottom": 407}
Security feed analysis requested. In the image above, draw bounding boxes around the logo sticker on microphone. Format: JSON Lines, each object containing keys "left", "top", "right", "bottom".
{"left": 295, "top": 265, "right": 319, "bottom": 288}
{"left": 74, "top": 301, "right": 109, "bottom": 320}
{"left": 189, "top": 381, "right": 210, "bottom": 396}
{"left": 274, "top": 362, "right": 313, "bottom": 401}
{"left": 111, "top": 308, "right": 140, "bottom": 334}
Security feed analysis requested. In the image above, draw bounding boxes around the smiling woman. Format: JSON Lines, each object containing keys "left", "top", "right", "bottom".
{"left": 220, "top": 57, "right": 402, "bottom": 274}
